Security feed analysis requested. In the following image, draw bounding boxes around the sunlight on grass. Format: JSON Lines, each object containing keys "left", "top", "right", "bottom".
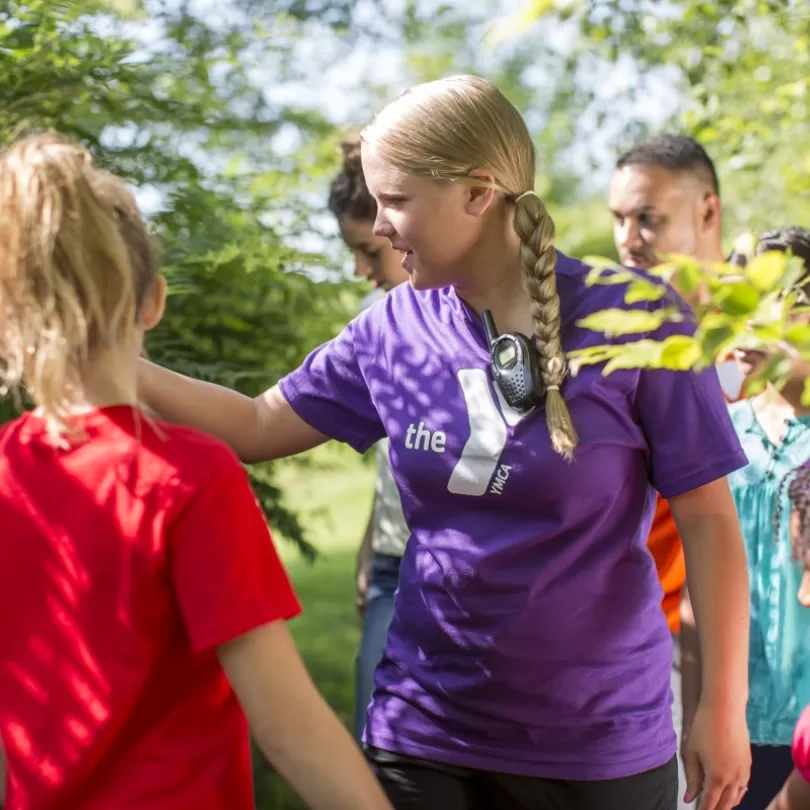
{"left": 254, "top": 442, "right": 375, "bottom": 809}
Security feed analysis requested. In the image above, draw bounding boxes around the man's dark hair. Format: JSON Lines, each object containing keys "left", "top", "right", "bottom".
{"left": 616, "top": 135, "right": 720, "bottom": 196}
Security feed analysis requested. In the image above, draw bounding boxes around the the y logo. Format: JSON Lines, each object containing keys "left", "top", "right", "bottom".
{"left": 447, "top": 369, "right": 528, "bottom": 496}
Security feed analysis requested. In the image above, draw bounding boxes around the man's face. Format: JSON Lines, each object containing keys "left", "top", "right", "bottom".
{"left": 608, "top": 163, "right": 718, "bottom": 270}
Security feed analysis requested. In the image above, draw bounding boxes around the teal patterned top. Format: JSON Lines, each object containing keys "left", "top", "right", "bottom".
{"left": 728, "top": 400, "right": 810, "bottom": 745}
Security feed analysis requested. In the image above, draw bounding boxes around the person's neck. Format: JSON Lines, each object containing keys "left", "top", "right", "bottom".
{"left": 699, "top": 237, "right": 725, "bottom": 265}
{"left": 70, "top": 347, "right": 140, "bottom": 414}
{"left": 458, "top": 263, "right": 533, "bottom": 336}
{"left": 756, "top": 381, "right": 810, "bottom": 418}
{"left": 453, "top": 221, "right": 534, "bottom": 336}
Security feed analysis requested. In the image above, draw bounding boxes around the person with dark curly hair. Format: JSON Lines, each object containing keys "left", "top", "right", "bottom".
{"left": 763, "top": 468, "right": 810, "bottom": 809}
{"left": 329, "top": 135, "right": 410, "bottom": 295}
{"left": 724, "top": 227, "right": 810, "bottom": 809}
{"left": 787, "top": 466, "right": 810, "bottom": 607}
{"left": 329, "top": 135, "right": 410, "bottom": 741}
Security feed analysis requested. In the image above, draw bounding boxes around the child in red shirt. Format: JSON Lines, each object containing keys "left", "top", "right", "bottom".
{"left": 0, "top": 134, "right": 392, "bottom": 810}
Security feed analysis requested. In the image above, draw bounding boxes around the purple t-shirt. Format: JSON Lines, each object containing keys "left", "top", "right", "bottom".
{"left": 279, "top": 252, "right": 746, "bottom": 780}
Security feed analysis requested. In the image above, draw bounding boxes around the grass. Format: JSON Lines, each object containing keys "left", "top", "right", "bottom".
{"left": 253, "top": 443, "right": 376, "bottom": 810}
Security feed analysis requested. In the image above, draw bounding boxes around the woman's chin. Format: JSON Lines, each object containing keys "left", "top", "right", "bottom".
{"left": 408, "top": 271, "right": 440, "bottom": 291}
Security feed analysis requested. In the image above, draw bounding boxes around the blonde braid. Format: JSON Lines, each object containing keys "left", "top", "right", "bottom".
{"left": 513, "top": 193, "right": 578, "bottom": 459}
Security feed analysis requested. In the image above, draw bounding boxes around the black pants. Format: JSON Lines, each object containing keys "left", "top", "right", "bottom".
{"left": 735, "top": 745, "right": 794, "bottom": 810}
{"left": 365, "top": 746, "right": 678, "bottom": 810}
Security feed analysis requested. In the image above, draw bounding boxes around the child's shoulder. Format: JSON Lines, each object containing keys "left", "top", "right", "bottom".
{"left": 114, "top": 414, "right": 250, "bottom": 520}
{"left": 140, "top": 416, "right": 244, "bottom": 485}
{"left": 0, "top": 408, "right": 244, "bottom": 497}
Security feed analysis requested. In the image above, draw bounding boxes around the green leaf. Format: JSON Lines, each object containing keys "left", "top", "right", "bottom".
{"left": 656, "top": 253, "right": 702, "bottom": 288}
{"left": 625, "top": 279, "right": 667, "bottom": 304}
{"left": 603, "top": 341, "right": 663, "bottom": 374}
{"left": 715, "top": 283, "right": 762, "bottom": 316}
{"left": 577, "top": 308, "right": 682, "bottom": 336}
{"left": 586, "top": 270, "right": 636, "bottom": 286}
{"left": 659, "top": 335, "right": 702, "bottom": 370}
{"left": 677, "top": 264, "right": 700, "bottom": 294}
{"left": 786, "top": 255, "right": 810, "bottom": 290}
{"left": 745, "top": 251, "right": 787, "bottom": 292}
{"left": 567, "top": 345, "right": 624, "bottom": 371}
{"left": 752, "top": 321, "right": 784, "bottom": 342}
{"left": 787, "top": 323, "right": 810, "bottom": 350}
{"left": 582, "top": 255, "right": 624, "bottom": 272}
{"left": 746, "top": 378, "right": 767, "bottom": 397}
{"left": 583, "top": 257, "right": 635, "bottom": 287}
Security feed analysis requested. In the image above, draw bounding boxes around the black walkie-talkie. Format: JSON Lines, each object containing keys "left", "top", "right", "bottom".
{"left": 482, "top": 310, "right": 545, "bottom": 413}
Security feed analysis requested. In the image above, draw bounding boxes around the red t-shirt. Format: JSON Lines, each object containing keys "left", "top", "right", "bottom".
{"left": 794, "top": 704, "right": 810, "bottom": 783}
{"left": 0, "top": 406, "right": 301, "bottom": 810}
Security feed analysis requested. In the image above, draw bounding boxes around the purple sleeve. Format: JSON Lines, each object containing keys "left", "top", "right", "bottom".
{"left": 635, "top": 293, "right": 748, "bottom": 498}
{"left": 633, "top": 316, "right": 747, "bottom": 499}
{"left": 278, "top": 307, "right": 385, "bottom": 454}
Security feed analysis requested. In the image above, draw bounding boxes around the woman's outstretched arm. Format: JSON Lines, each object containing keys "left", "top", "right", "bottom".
{"left": 139, "top": 360, "right": 328, "bottom": 463}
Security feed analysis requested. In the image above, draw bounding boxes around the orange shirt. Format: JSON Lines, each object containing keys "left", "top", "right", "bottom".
{"left": 647, "top": 497, "right": 685, "bottom": 633}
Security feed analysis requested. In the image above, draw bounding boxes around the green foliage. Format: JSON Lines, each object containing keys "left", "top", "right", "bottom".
{"left": 0, "top": 0, "right": 362, "bottom": 557}
{"left": 503, "top": 0, "right": 810, "bottom": 233}
{"left": 570, "top": 250, "right": 810, "bottom": 401}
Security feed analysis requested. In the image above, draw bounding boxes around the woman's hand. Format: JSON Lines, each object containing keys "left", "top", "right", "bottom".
{"left": 682, "top": 699, "right": 751, "bottom": 810}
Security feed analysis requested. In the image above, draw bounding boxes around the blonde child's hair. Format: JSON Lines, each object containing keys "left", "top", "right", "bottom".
{"left": 0, "top": 133, "right": 158, "bottom": 437}
{"left": 362, "top": 75, "right": 577, "bottom": 459}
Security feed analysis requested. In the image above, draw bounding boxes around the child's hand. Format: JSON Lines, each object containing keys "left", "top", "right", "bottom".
{"left": 683, "top": 699, "right": 751, "bottom": 810}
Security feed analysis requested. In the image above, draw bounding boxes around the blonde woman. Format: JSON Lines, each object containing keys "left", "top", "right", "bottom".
{"left": 139, "top": 76, "right": 751, "bottom": 810}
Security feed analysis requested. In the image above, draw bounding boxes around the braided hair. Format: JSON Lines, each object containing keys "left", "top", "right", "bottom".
{"left": 361, "top": 75, "right": 578, "bottom": 459}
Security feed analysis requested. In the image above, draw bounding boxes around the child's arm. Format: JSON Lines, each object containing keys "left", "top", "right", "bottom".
{"left": 218, "top": 622, "right": 392, "bottom": 810}
{"left": 767, "top": 770, "right": 810, "bottom": 810}
{"left": 670, "top": 477, "right": 751, "bottom": 810}
{"left": 169, "top": 446, "right": 391, "bottom": 810}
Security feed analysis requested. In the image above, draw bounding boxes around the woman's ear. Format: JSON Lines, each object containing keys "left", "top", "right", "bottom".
{"left": 465, "top": 169, "right": 500, "bottom": 217}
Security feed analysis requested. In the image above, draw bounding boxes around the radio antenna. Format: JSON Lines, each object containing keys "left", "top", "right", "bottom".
{"left": 481, "top": 310, "right": 499, "bottom": 347}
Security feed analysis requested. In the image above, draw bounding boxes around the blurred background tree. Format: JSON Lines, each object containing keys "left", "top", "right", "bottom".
{"left": 1, "top": 0, "right": 368, "bottom": 556}
{"left": 500, "top": 0, "right": 809, "bottom": 235}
